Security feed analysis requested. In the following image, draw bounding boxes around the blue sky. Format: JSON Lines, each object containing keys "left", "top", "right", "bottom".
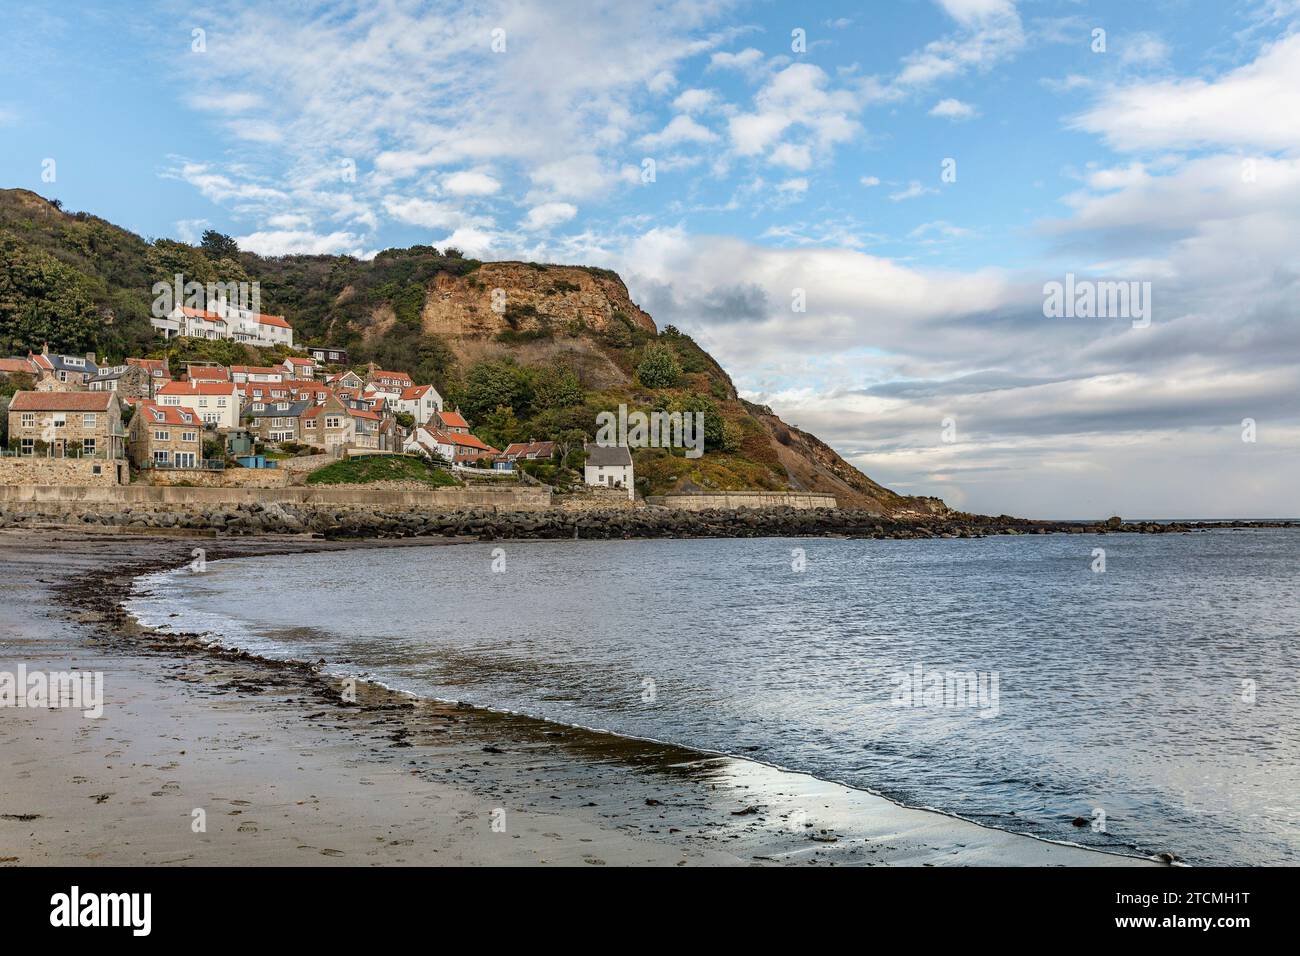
{"left": 3, "top": 0, "right": 1299, "bottom": 517}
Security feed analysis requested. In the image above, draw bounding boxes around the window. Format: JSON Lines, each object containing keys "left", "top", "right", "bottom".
{"left": 53, "top": 413, "right": 66, "bottom": 428}
{"left": 21, "top": 438, "right": 33, "bottom": 455}
{"left": 92, "top": 464, "right": 102, "bottom": 475}
{"left": 155, "top": 429, "right": 169, "bottom": 441}
{"left": 153, "top": 450, "right": 170, "bottom": 464}
{"left": 83, "top": 438, "right": 96, "bottom": 456}
{"left": 182, "top": 431, "right": 198, "bottom": 443}
{"left": 20, "top": 413, "right": 34, "bottom": 427}
{"left": 253, "top": 403, "right": 265, "bottom": 411}
{"left": 83, "top": 413, "right": 97, "bottom": 428}
{"left": 325, "top": 416, "right": 341, "bottom": 428}
{"left": 217, "top": 398, "right": 227, "bottom": 407}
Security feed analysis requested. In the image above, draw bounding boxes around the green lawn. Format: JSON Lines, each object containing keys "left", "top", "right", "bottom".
{"left": 305, "top": 455, "right": 461, "bottom": 487}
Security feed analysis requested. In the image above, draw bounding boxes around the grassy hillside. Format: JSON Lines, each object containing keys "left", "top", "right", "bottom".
{"left": 0, "top": 187, "right": 938, "bottom": 512}
{"left": 305, "top": 455, "right": 461, "bottom": 488}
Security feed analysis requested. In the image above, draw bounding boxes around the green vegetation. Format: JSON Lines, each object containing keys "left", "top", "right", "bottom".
{"left": 305, "top": 454, "right": 461, "bottom": 487}
{"left": 635, "top": 342, "right": 682, "bottom": 388}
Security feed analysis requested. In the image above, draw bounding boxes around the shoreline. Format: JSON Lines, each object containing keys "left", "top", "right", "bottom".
{"left": 2, "top": 529, "right": 1160, "bottom": 867}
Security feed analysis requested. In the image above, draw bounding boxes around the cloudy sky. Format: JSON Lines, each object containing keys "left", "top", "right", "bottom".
{"left": 2, "top": 0, "right": 1298, "bottom": 517}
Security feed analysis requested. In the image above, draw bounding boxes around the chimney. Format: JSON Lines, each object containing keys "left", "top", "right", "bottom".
{"left": 86, "top": 351, "right": 96, "bottom": 364}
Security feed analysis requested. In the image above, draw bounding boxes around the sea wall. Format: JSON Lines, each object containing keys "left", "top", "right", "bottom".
{"left": 645, "top": 492, "right": 838, "bottom": 511}
{"left": 555, "top": 488, "right": 639, "bottom": 512}
{"left": 0, "top": 483, "right": 553, "bottom": 515}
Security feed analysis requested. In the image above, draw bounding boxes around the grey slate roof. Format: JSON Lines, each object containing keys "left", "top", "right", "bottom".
{"left": 584, "top": 443, "right": 633, "bottom": 466}
{"left": 243, "top": 399, "right": 311, "bottom": 420}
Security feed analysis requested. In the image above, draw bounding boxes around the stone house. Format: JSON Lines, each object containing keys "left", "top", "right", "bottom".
{"left": 299, "top": 394, "right": 353, "bottom": 453}
{"left": 88, "top": 362, "right": 153, "bottom": 399}
{"left": 127, "top": 401, "right": 203, "bottom": 469}
{"left": 7, "top": 391, "right": 126, "bottom": 460}
{"left": 242, "top": 398, "right": 311, "bottom": 445}
{"left": 29, "top": 345, "right": 98, "bottom": 387}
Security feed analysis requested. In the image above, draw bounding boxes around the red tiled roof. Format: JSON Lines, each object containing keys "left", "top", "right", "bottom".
{"left": 0, "top": 358, "right": 36, "bottom": 375}
{"left": 230, "top": 365, "right": 283, "bottom": 375}
{"left": 256, "top": 314, "right": 291, "bottom": 329}
{"left": 438, "top": 410, "right": 468, "bottom": 428}
{"left": 159, "top": 380, "right": 237, "bottom": 396}
{"left": 126, "top": 358, "right": 168, "bottom": 375}
{"left": 186, "top": 365, "right": 230, "bottom": 381}
{"left": 136, "top": 401, "right": 201, "bottom": 428}
{"left": 9, "top": 391, "right": 115, "bottom": 412}
{"left": 503, "top": 440, "right": 556, "bottom": 459}
{"left": 180, "top": 306, "right": 226, "bottom": 322}
{"left": 284, "top": 356, "right": 313, "bottom": 365}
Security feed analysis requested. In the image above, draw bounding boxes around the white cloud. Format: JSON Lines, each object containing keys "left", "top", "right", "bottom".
{"left": 1071, "top": 33, "right": 1300, "bottom": 152}
{"left": 890, "top": 180, "right": 937, "bottom": 201}
{"left": 672, "top": 88, "right": 717, "bottom": 113}
{"left": 442, "top": 170, "right": 501, "bottom": 196}
{"left": 770, "top": 142, "right": 812, "bottom": 170}
{"left": 639, "top": 114, "right": 718, "bottom": 149}
{"left": 521, "top": 201, "right": 578, "bottom": 231}
{"left": 709, "top": 48, "right": 764, "bottom": 72}
{"left": 186, "top": 92, "right": 264, "bottom": 113}
{"left": 929, "top": 97, "right": 979, "bottom": 120}
{"left": 235, "top": 229, "right": 369, "bottom": 257}
{"left": 382, "top": 196, "right": 465, "bottom": 229}
{"left": 860, "top": 175, "right": 881, "bottom": 187}
{"left": 776, "top": 177, "right": 809, "bottom": 195}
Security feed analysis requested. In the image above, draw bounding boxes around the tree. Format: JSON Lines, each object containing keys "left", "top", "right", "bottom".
{"left": 395, "top": 411, "right": 415, "bottom": 429}
{"left": 199, "top": 230, "right": 240, "bottom": 260}
{"left": 636, "top": 343, "right": 682, "bottom": 389}
{"left": 532, "top": 365, "right": 584, "bottom": 410}
{"left": 461, "top": 360, "right": 527, "bottom": 423}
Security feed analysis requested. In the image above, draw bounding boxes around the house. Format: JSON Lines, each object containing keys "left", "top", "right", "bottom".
{"left": 126, "top": 357, "right": 170, "bottom": 396}
{"left": 7, "top": 391, "right": 125, "bottom": 460}
{"left": 0, "top": 356, "right": 37, "bottom": 382}
{"left": 404, "top": 422, "right": 498, "bottom": 465}
{"left": 281, "top": 356, "right": 315, "bottom": 380}
{"left": 88, "top": 363, "right": 153, "bottom": 399}
{"left": 153, "top": 301, "right": 293, "bottom": 349}
{"left": 583, "top": 443, "right": 634, "bottom": 497}
{"left": 229, "top": 365, "right": 285, "bottom": 386}
{"left": 364, "top": 365, "right": 413, "bottom": 397}
{"left": 324, "top": 370, "right": 363, "bottom": 390}
{"left": 300, "top": 394, "right": 353, "bottom": 453}
{"left": 501, "top": 440, "right": 556, "bottom": 462}
{"left": 127, "top": 401, "right": 203, "bottom": 469}
{"left": 394, "top": 383, "right": 443, "bottom": 423}
{"left": 156, "top": 380, "right": 240, "bottom": 429}
{"left": 242, "top": 398, "right": 311, "bottom": 444}
{"left": 434, "top": 409, "right": 470, "bottom": 434}
{"left": 29, "top": 345, "right": 98, "bottom": 387}
{"left": 307, "top": 346, "right": 348, "bottom": 365}
{"left": 185, "top": 363, "right": 230, "bottom": 382}
{"left": 346, "top": 406, "right": 393, "bottom": 449}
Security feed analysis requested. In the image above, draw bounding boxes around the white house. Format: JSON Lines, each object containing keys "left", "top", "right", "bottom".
{"left": 153, "top": 301, "right": 293, "bottom": 349}
{"left": 394, "top": 384, "right": 443, "bottom": 423}
{"left": 583, "top": 443, "right": 634, "bottom": 498}
{"left": 156, "top": 380, "right": 241, "bottom": 429}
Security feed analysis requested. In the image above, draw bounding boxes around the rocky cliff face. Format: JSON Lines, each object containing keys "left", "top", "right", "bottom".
{"left": 421, "top": 263, "right": 656, "bottom": 339}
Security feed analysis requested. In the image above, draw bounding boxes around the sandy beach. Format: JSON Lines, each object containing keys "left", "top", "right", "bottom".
{"left": 0, "top": 528, "right": 1158, "bottom": 867}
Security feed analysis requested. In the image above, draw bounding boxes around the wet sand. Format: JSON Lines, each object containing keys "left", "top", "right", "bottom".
{"left": 0, "top": 529, "right": 1158, "bottom": 866}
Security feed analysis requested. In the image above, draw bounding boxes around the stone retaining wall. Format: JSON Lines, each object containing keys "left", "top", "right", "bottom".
{"left": 0, "top": 456, "right": 127, "bottom": 487}
{"left": 645, "top": 491, "right": 838, "bottom": 511}
{"left": 143, "top": 468, "right": 292, "bottom": 488}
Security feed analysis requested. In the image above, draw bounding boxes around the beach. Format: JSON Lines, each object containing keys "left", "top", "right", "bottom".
{"left": 0, "top": 528, "right": 1156, "bottom": 867}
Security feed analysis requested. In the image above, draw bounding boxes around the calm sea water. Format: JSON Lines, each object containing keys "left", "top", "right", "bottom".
{"left": 128, "top": 530, "right": 1300, "bottom": 865}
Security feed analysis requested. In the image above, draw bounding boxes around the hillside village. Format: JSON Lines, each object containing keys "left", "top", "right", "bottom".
{"left": 0, "top": 327, "right": 629, "bottom": 496}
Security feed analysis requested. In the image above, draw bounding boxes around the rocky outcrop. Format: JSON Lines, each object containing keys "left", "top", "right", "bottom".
{"left": 421, "top": 262, "right": 656, "bottom": 339}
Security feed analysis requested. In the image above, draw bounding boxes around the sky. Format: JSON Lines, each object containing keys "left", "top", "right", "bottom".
{"left": 1, "top": 0, "right": 1298, "bottom": 518}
